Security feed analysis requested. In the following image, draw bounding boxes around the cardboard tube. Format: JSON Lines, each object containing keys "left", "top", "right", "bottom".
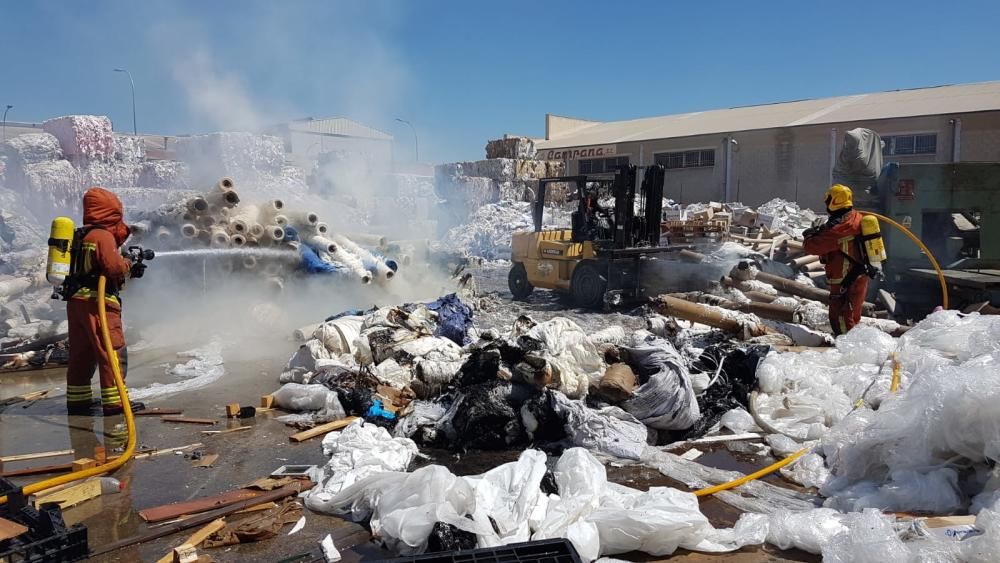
{"left": 652, "top": 295, "right": 771, "bottom": 337}
{"left": 231, "top": 234, "right": 247, "bottom": 247}
{"left": 181, "top": 224, "right": 198, "bottom": 238}
{"left": 804, "top": 260, "right": 825, "bottom": 272}
{"left": 216, "top": 177, "right": 235, "bottom": 191}
{"left": 308, "top": 235, "right": 338, "bottom": 254}
{"left": 273, "top": 214, "right": 288, "bottom": 227}
{"left": 697, "top": 294, "right": 798, "bottom": 323}
{"left": 679, "top": 249, "right": 707, "bottom": 263}
{"left": 345, "top": 233, "right": 387, "bottom": 248}
{"left": 210, "top": 228, "right": 230, "bottom": 247}
{"left": 293, "top": 324, "right": 318, "bottom": 342}
{"left": 314, "top": 222, "right": 329, "bottom": 235}
{"left": 207, "top": 188, "right": 240, "bottom": 207}
{"left": 156, "top": 226, "right": 173, "bottom": 240}
{"left": 241, "top": 255, "right": 257, "bottom": 269}
{"left": 186, "top": 196, "right": 209, "bottom": 214}
{"left": 743, "top": 291, "right": 777, "bottom": 303}
{"left": 288, "top": 211, "right": 319, "bottom": 226}
{"left": 230, "top": 219, "right": 249, "bottom": 234}
{"left": 790, "top": 254, "right": 820, "bottom": 268}
{"left": 250, "top": 223, "right": 265, "bottom": 238}
{"left": 265, "top": 225, "right": 285, "bottom": 242}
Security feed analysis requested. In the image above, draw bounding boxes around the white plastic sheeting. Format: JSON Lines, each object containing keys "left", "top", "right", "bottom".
{"left": 754, "top": 311, "right": 1000, "bottom": 515}
{"left": 620, "top": 337, "right": 700, "bottom": 431}
{"left": 440, "top": 201, "right": 572, "bottom": 260}
{"left": 312, "top": 446, "right": 766, "bottom": 559}
{"left": 551, "top": 392, "right": 649, "bottom": 460}
{"left": 305, "top": 420, "right": 419, "bottom": 518}
{"left": 272, "top": 382, "right": 346, "bottom": 420}
{"left": 520, "top": 317, "right": 605, "bottom": 399}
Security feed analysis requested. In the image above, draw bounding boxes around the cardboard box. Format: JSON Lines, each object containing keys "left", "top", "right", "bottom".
{"left": 692, "top": 208, "right": 714, "bottom": 221}
{"left": 663, "top": 209, "right": 687, "bottom": 221}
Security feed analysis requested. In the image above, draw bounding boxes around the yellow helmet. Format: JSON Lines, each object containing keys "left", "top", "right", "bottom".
{"left": 825, "top": 184, "right": 853, "bottom": 212}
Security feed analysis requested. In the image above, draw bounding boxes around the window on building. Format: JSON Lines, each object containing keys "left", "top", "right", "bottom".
{"left": 883, "top": 133, "right": 936, "bottom": 156}
{"left": 654, "top": 149, "right": 716, "bottom": 169}
{"left": 579, "top": 156, "right": 630, "bottom": 174}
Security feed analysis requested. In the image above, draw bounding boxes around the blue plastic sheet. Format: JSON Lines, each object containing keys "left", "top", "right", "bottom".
{"left": 299, "top": 244, "right": 347, "bottom": 275}
{"left": 426, "top": 293, "right": 473, "bottom": 346}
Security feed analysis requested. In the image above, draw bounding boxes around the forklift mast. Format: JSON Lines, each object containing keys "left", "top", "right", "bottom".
{"left": 532, "top": 165, "right": 665, "bottom": 249}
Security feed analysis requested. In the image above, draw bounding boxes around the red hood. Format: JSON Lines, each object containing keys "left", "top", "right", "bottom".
{"left": 82, "top": 187, "right": 130, "bottom": 245}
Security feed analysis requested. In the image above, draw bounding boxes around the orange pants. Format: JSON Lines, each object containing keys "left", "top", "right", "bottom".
{"left": 828, "top": 277, "right": 869, "bottom": 336}
{"left": 66, "top": 299, "right": 127, "bottom": 408}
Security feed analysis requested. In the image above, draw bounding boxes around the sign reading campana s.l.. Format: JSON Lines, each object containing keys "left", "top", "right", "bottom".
{"left": 536, "top": 144, "right": 618, "bottom": 161}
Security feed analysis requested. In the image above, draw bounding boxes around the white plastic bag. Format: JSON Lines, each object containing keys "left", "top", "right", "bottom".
{"left": 551, "top": 393, "right": 649, "bottom": 460}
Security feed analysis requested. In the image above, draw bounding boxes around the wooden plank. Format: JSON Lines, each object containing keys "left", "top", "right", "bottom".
{"left": 922, "top": 515, "right": 977, "bottom": 528}
{"left": 225, "top": 403, "right": 241, "bottom": 418}
{"left": 0, "top": 462, "right": 74, "bottom": 478}
{"left": 72, "top": 457, "right": 99, "bottom": 472}
{"left": 91, "top": 481, "right": 314, "bottom": 557}
{"left": 201, "top": 426, "right": 251, "bottom": 436}
{"left": 135, "top": 408, "right": 184, "bottom": 416}
{"left": 155, "top": 518, "right": 227, "bottom": 563}
{"left": 192, "top": 454, "right": 219, "bottom": 468}
{"left": 260, "top": 394, "right": 274, "bottom": 408}
{"left": 139, "top": 488, "right": 270, "bottom": 523}
{"left": 34, "top": 478, "right": 102, "bottom": 509}
{"left": 161, "top": 416, "right": 218, "bottom": 426}
{"left": 233, "top": 501, "right": 277, "bottom": 515}
{"left": 133, "top": 443, "right": 204, "bottom": 460}
{"left": 288, "top": 416, "right": 358, "bottom": 442}
{"left": 0, "top": 448, "right": 74, "bottom": 464}
{"left": 0, "top": 517, "right": 28, "bottom": 541}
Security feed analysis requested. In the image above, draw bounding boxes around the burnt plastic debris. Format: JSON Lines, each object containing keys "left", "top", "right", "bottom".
{"left": 370, "top": 539, "right": 582, "bottom": 563}
{"left": 338, "top": 388, "right": 397, "bottom": 430}
{"left": 425, "top": 522, "right": 477, "bottom": 553}
{"left": 681, "top": 343, "right": 770, "bottom": 440}
{"left": 450, "top": 381, "right": 525, "bottom": 450}
{"left": 446, "top": 381, "right": 564, "bottom": 451}
{"left": 456, "top": 348, "right": 502, "bottom": 387}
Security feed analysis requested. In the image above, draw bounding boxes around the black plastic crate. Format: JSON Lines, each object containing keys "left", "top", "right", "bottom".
{"left": 370, "top": 539, "right": 582, "bottom": 563}
{"left": 0, "top": 478, "right": 89, "bottom": 563}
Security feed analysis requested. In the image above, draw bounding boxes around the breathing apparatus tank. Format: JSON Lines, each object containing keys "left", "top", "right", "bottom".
{"left": 861, "top": 215, "right": 888, "bottom": 275}
{"left": 46, "top": 216, "right": 75, "bottom": 286}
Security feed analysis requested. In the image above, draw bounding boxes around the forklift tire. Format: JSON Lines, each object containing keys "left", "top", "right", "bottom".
{"left": 508, "top": 262, "right": 534, "bottom": 300}
{"left": 571, "top": 260, "right": 607, "bottom": 309}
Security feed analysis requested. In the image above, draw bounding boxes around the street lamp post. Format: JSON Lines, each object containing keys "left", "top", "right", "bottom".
{"left": 2, "top": 105, "right": 12, "bottom": 142}
{"left": 395, "top": 118, "right": 419, "bottom": 162}
{"left": 113, "top": 68, "right": 137, "bottom": 135}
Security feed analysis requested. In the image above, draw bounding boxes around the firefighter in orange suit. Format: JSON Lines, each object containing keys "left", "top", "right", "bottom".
{"left": 802, "top": 184, "right": 868, "bottom": 336}
{"left": 66, "top": 187, "right": 146, "bottom": 416}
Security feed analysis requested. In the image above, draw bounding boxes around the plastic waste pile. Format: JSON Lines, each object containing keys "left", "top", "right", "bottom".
{"left": 755, "top": 311, "right": 1000, "bottom": 516}
{"left": 440, "top": 201, "right": 572, "bottom": 261}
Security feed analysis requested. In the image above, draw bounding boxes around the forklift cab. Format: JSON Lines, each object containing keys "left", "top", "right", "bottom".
{"left": 510, "top": 164, "right": 677, "bottom": 308}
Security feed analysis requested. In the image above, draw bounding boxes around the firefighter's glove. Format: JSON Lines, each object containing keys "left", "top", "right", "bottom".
{"left": 130, "top": 261, "right": 147, "bottom": 279}
{"left": 802, "top": 226, "right": 819, "bottom": 239}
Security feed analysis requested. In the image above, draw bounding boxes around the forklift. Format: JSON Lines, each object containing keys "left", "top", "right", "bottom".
{"left": 509, "top": 164, "right": 684, "bottom": 308}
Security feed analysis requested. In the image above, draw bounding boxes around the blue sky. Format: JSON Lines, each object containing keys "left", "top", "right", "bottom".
{"left": 2, "top": 0, "right": 998, "bottom": 163}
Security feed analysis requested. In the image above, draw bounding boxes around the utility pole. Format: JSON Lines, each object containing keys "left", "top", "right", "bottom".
{"left": 1, "top": 105, "right": 12, "bottom": 142}
{"left": 113, "top": 68, "right": 137, "bottom": 135}
{"left": 395, "top": 118, "right": 419, "bottom": 162}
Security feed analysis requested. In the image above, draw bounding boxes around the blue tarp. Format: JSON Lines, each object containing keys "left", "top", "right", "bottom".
{"left": 299, "top": 244, "right": 348, "bottom": 275}
{"left": 426, "top": 293, "right": 473, "bottom": 346}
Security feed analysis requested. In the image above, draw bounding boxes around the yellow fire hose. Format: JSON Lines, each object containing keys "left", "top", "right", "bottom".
{"left": 1, "top": 276, "right": 136, "bottom": 504}
{"left": 694, "top": 214, "right": 947, "bottom": 497}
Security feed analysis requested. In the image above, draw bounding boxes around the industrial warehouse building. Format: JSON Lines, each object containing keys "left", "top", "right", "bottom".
{"left": 534, "top": 81, "right": 1000, "bottom": 207}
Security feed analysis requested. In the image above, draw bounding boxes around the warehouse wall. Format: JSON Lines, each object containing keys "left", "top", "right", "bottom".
{"left": 554, "top": 111, "right": 1000, "bottom": 210}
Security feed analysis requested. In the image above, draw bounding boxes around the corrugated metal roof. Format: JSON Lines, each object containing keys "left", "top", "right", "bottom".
{"left": 538, "top": 81, "right": 1000, "bottom": 148}
{"left": 288, "top": 117, "right": 393, "bottom": 141}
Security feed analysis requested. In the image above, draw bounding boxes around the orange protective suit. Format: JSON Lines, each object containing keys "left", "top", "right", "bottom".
{"left": 803, "top": 208, "right": 869, "bottom": 336}
{"left": 66, "top": 187, "right": 133, "bottom": 415}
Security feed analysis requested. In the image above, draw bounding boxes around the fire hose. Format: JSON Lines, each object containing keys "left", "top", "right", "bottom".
{"left": 694, "top": 217, "right": 945, "bottom": 497}
{"left": 1, "top": 275, "right": 137, "bottom": 504}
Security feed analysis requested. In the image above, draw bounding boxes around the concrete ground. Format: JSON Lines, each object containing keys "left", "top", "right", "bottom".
{"left": 0, "top": 263, "right": 818, "bottom": 562}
